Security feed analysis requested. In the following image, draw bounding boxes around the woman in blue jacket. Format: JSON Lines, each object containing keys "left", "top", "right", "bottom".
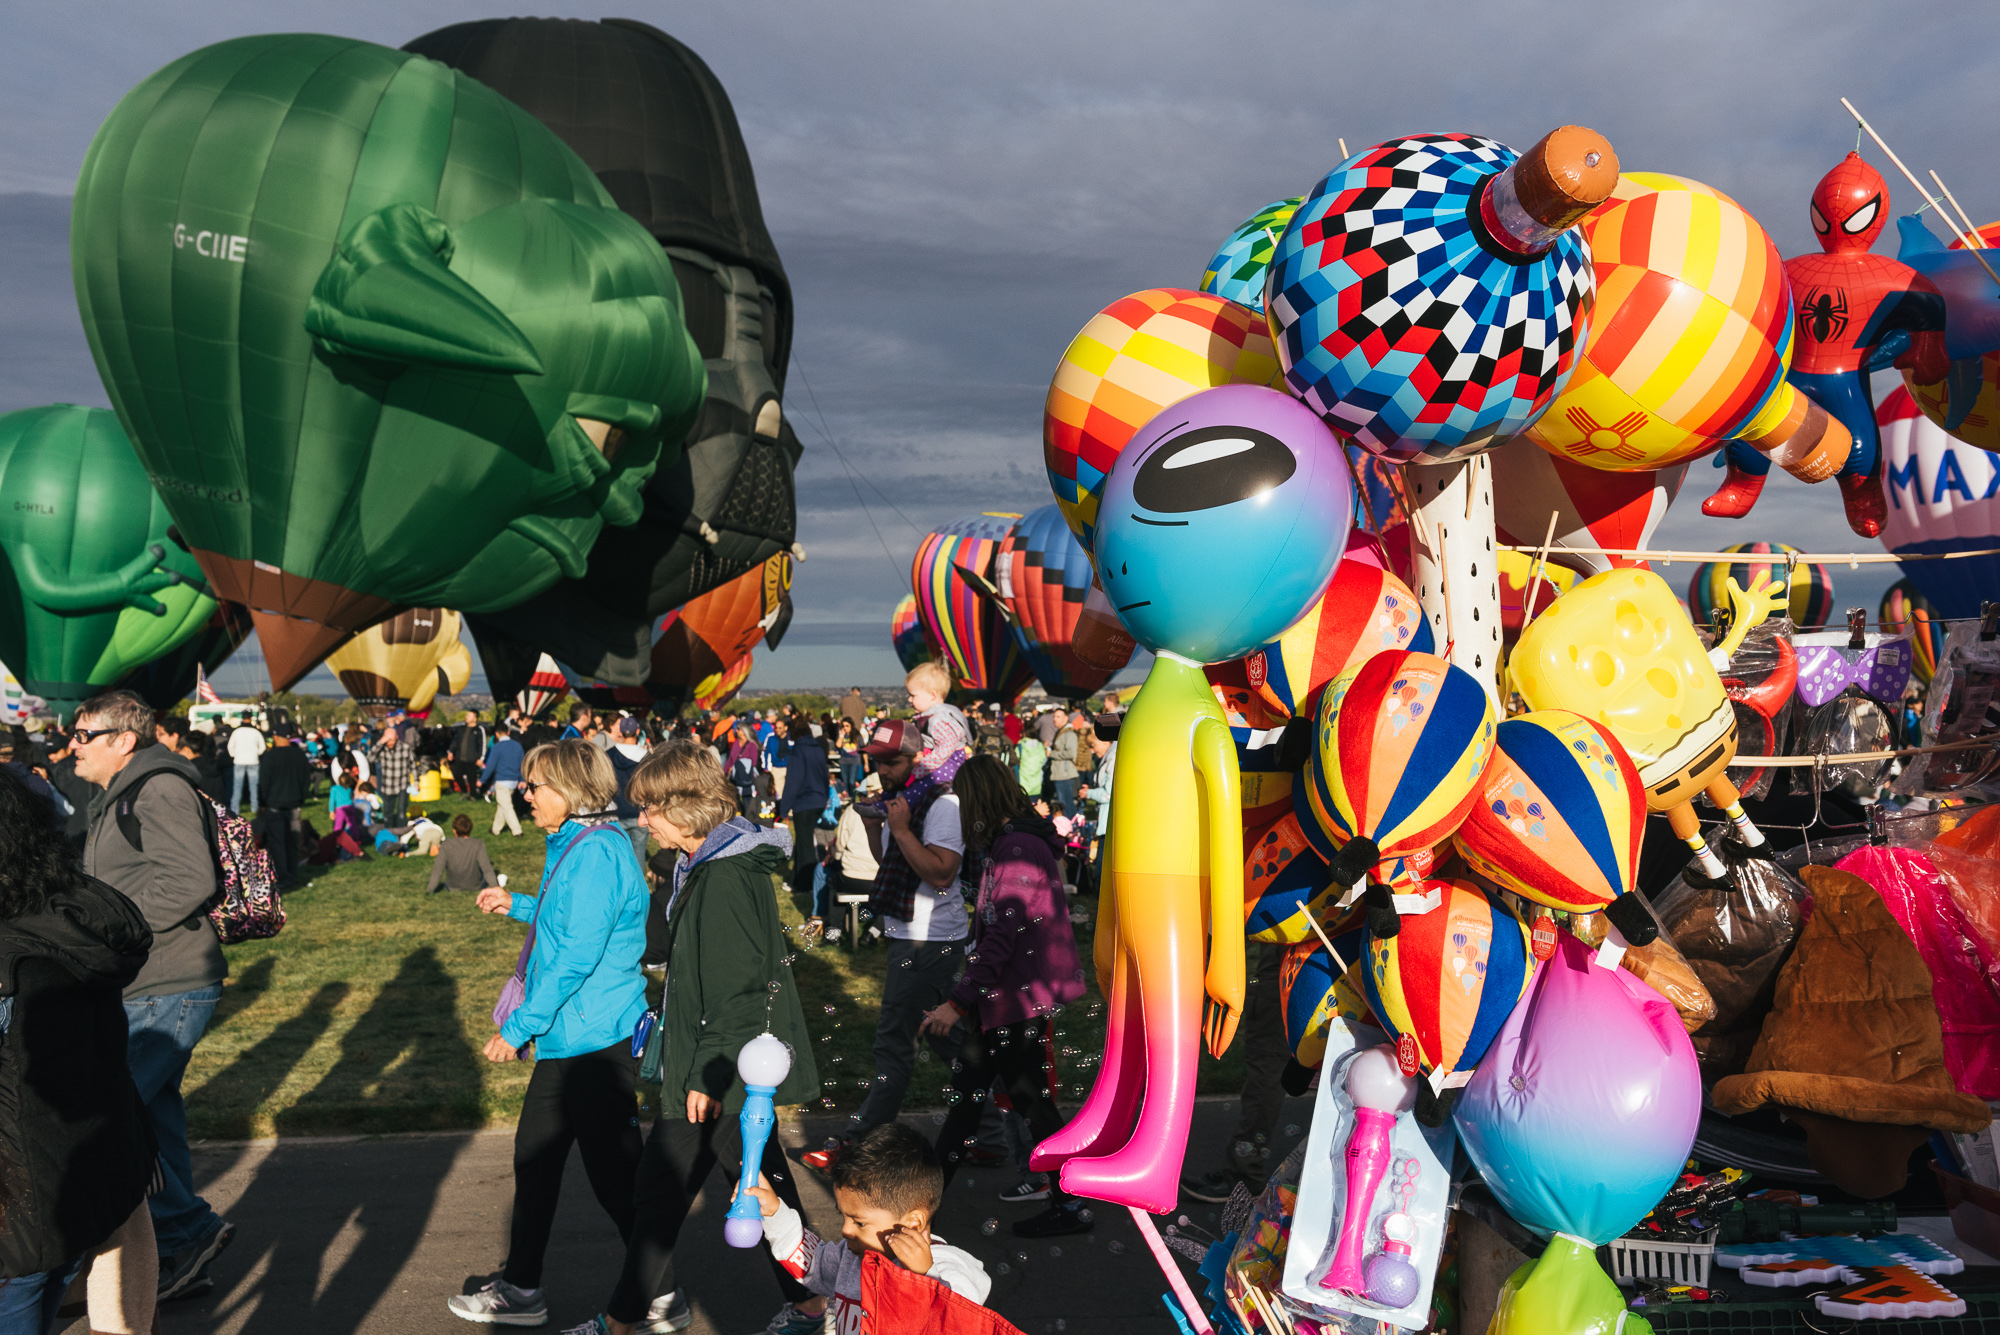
{"left": 448, "top": 740, "right": 649, "bottom": 1329}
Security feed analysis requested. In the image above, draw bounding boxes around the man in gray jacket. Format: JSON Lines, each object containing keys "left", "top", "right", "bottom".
{"left": 74, "top": 689, "right": 235, "bottom": 1301}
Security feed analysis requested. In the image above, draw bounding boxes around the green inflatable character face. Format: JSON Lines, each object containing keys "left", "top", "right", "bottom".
{"left": 0, "top": 405, "right": 217, "bottom": 721}
{"left": 71, "top": 34, "right": 707, "bottom": 687}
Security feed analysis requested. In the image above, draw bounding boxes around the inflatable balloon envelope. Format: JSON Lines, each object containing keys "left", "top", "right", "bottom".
{"left": 1488, "top": 435, "right": 1686, "bottom": 578}
{"left": 694, "top": 651, "right": 753, "bottom": 711}
{"left": 1687, "top": 542, "right": 1834, "bottom": 629}
{"left": 995, "top": 504, "right": 1124, "bottom": 700}
{"left": 1879, "top": 386, "right": 2000, "bottom": 619}
{"left": 890, "top": 593, "right": 929, "bottom": 674}
{"left": 911, "top": 513, "right": 1033, "bottom": 702}
{"left": 0, "top": 405, "right": 217, "bottom": 720}
{"left": 1198, "top": 197, "right": 1301, "bottom": 314}
{"left": 324, "top": 608, "right": 473, "bottom": 718}
{"left": 649, "top": 552, "right": 791, "bottom": 711}
{"left": 72, "top": 34, "right": 707, "bottom": 687}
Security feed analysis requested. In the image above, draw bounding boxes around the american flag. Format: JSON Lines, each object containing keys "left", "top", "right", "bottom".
{"left": 196, "top": 665, "right": 221, "bottom": 705}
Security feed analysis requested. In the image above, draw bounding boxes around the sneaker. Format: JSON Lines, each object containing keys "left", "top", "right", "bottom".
{"left": 1180, "top": 1169, "right": 1241, "bottom": 1204}
{"left": 754, "top": 1302, "right": 827, "bottom": 1334}
{"left": 643, "top": 1290, "right": 693, "bottom": 1334}
{"left": 999, "top": 1177, "right": 1050, "bottom": 1203}
{"left": 558, "top": 1320, "right": 607, "bottom": 1335}
{"left": 801, "top": 1140, "right": 844, "bottom": 1174}
{"left": 1013, "top": 1201, "right": 1095, "bottom": 1238}
{"left": 158, "top": 1217, "right": 235, "bottom": 1300}
{"left": 446, "top": 1279, "right": 549, "bottom": 1326}
{"left": 161, "top": 1265, "right": 214, "bottom": 1303}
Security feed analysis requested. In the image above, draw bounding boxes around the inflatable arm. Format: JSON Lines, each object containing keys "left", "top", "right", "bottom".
{"left": 1193, "top": 713, "right": 1244, "bottom": 1055}
{"left": 12, "top": 542, "right": 179, "bottom": 615}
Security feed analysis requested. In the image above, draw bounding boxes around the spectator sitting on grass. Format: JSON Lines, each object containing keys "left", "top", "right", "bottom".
{"left": 427, "top": 814, "right": 499, "bottom": 894}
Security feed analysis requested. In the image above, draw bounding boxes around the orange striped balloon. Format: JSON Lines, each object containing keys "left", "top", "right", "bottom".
{"left": 1524, "top": 173, "right": 1802, "bottom": 472}
{"left": 1043, "top": 288, "right": 1282, "bottom": 552}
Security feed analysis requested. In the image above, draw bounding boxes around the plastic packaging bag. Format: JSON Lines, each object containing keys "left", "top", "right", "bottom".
{"left": 1899, "top": 623, "right": 2000, "bottom": 796}
{"left": 1652, "top": 841, "right": 1811, "bottom": 1079}
{"left": 1798, "top": 695, "right": 1893, "bottom": 801}
{"left": 1718, "top": 619, "right": 1798, "bottom": 802}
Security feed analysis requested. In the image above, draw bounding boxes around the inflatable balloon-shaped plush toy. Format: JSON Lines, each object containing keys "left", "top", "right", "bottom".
{"left": 1237, "top": 555, "right": 1433, "bottom": 727}
{"left": 1455, "top": 933, "right": 1701, "bottom": 1335}
{"left": 1304, "top": 650, "right": 1497, "bottom": 936}
{"left": 1524, "top": 174, "right": 1850, "bottom": 498}
{"left": 1200, "top": 197, "right": 1302, "bottom": 314}
{"left": 1453, "top": 711, "right": 1655, "bottom": 945}
{"left": 1267, "top": 127, "right": 1612, "bottom": 461}
{"left": 1511, "top": 567, "right": 1786, "bottom": 885}
{"left": 0, "top": 405, "right": 217, "bottom": 721}
{"left": 1042, "top": 289, "right": 1281, "bottom": 554}
{"left": 1278, "top": 929, "right": 1371, "bottom": 1071}
{"left": 1033, "top": 383, "right": 1350, "bottom": 1213}
{"left": 72, "top": 34, "right": 707, "bottom": 688}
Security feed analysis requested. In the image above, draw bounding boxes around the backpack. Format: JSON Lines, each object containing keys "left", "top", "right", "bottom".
{"left": 114, "top": 768, "right": 286, "bottom": 945}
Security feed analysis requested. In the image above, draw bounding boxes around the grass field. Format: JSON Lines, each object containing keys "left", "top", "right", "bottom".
{"left": 183, "top": 791, "right": 1248, "bottom": 1140}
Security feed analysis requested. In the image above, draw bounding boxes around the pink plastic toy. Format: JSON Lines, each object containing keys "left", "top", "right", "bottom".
{"left": 1320, "top": 1045, "right": 1417, "bottom": 1295}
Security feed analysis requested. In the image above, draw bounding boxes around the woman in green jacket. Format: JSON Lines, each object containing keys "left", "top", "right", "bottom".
{"left": 573, "top": 742, "right": 820, "bottom": 1335}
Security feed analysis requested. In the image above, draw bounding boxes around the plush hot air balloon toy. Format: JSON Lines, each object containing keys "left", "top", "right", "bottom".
{"left": 910, "top": 513, "right": 1033, "bottom": 703}
{"left": 1524, "top": 174, "right": 1850, "bottom": 489}
{"left": 325, "top": 608, "right": 474, "bottom": 718}
{"left": 1199, "top": 197, "right": 1302, "bottom": 314}
{"left": 1879, "top": 386, "right": 2000, "bottom": 619}
{"left": 1303, "top": 650, "right": 1498, "bottom": 938}
{"left": 1267, "top": 127, "right": 1611, "bottom": 462}
{"left": 1512, "top": 567, "right": 1788, "bottom": 885}
{"left": 1034, "top": 383, "right": 1350, "bottom": 1214}
{"left": 996, "top": 504, "right": 1126, "bottom": 700}
{"left": 890, "top": 594, "right": 928, "bottom": 673}
{"left": 1279, "top": 929, "right": 1372, "bottom": 1071}
{"left": 1881, "top": 578, "right": 1946, "bottom": 685}
{"left": 1453, "top": 711, "right": 1656, "bottom": 946}
{"left": 1362, "top": 879, "right": 1535, "bottom": 1125}
{"left": 1238, "top": 555, "right": 1434, "bottom": 728}
{"left": 72, "top": 34, "right": 707, "bottom": 688}
{"left": 1042, "top": 289, "right": 1281, "bottom": 554}
{"left": 1686, "top": 542, "right": 1835, "bottom": 629}
{"left": 0, "top": 405, "right": 218, "bottom": 720}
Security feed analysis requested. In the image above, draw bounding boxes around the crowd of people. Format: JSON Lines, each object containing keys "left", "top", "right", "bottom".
{"left": 0, "top": 668, "right": 1161, "bottom": 1335}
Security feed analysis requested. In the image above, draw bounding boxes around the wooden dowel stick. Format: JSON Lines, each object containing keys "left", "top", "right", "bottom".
{"left": 1842, "top": 97, "right": 2000, "bottom": 285}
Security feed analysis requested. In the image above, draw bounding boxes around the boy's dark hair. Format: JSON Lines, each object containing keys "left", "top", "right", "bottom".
{"left": 830, "top": 1123, "right": 942, "bottom": 1218}
{"left": 452, "top": 814, "right": 473, "bottom": 836}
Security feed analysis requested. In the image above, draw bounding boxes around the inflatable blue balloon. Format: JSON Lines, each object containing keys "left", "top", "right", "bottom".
{"left": 1452, "top": 934, "right": 1700, "bottom": 1244}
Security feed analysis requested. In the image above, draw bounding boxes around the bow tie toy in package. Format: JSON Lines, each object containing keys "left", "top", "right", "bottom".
{"left": 1792, "top": 628, "right": 1913, "bottom": 707}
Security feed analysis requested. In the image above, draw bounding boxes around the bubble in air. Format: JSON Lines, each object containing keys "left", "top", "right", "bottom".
{"left": 983, "top": 1219, "right": 999, "bottom": 1236}
{"left": 1108, "top": 1241, "right": 1126, "bottom": 1256}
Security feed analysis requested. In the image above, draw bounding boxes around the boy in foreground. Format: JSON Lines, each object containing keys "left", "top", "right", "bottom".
{"left": 747, "top": 1124, "right": 991, "bottom": 1331}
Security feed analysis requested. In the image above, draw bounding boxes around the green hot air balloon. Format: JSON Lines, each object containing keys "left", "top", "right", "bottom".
{"left": 71, "top": 34, "right": 707, "bottom": 688}
{"left": 0, "top": 405, "right": 218, "bottom": 720}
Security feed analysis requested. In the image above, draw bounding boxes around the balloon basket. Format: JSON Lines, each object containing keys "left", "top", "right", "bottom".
{"left": 1607, "top": 1228, "right": 1718, "bottom": 1289}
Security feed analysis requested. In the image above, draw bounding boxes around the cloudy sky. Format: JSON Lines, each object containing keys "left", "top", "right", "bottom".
{"left": 4, "top": 1, "right": 1993, "bottom": 695}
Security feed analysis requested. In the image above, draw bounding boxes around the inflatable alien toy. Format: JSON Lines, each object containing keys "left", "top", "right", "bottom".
{"left": 1032, "top": 383, "right": 1350, "bottom": 1213}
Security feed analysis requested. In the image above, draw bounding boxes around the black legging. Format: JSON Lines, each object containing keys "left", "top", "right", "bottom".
{"left": 503, "top": 1041, "right": 643, "bottom": 1289}
{"left": 788, "top": 808, "right": 823, "bottom": 902}
{"left": 934, "top": 1017, "right": 1071, "bottom": 1200}
{"left": 606, "top": 1108, "right": 812, "bottom": 1323}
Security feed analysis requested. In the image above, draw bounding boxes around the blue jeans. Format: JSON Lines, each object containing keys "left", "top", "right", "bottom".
{"left": 230, "top": 765, "right": 259, "bottom": 813}
{"left": 839, "top": 756, "right": 863, "bottom": 794}
{"left": 621, "top": 817, "right": 649, "bottom": 869}
{"left": 125, "top": 985, "right": 224, "bottom": 1254}
{"left": 0, "top": 1257, "right": 83, "bottom": 1335}
{"left": 1052, "top": 777, "right": 1079, "bottom": 819}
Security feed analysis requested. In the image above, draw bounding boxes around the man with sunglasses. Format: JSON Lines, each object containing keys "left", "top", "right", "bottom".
{"left": 71, "top": 689, "right": 236, "bottom": 1301}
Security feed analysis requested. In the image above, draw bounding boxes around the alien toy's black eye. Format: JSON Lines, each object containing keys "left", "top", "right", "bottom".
{"left": 1131, "top": 424, "right": 1297, "bottom": 514}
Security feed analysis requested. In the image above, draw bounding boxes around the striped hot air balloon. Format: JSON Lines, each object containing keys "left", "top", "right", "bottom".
{"left": 911, "top": 513, "right": 1033, "bottom": 702}
{"left": 995, "top": 504, "right": 1122, "bottom": 700}
{"left": 1199, "top": 197, "right": 1302, "bottom": 314}
{"left": 1239, "top": 557, "right": 1434, "bottom": 724}
{"left": 517, "top": 652, "right": 570, "bottom": 719}
{"left": 1881, "top": 579, "right": 1946, "bottom": 685}
{"left": 1453, "top": 712, "right": 1646, "bottom": 918}
{"left": 1686, "top": 542, "right": 1835, "bottom": 628}
{"left": 890, "top": 593, "right": 928, "bottom": 673}
{"left": 1305, "top": 651, "right": 1498, "bottom": 890}
{"left": 1524, "top": 173, "right": 1838, "bottom": 476}
{"left": 1279, "top": 928, "right": 1372, "bottom": 1070}
{"left": 1362, "top": 879, "right": 1534, "bottom": 1088}
{"left": 1042, "top": 289, "right": 1281, "bottom": 553}
{"left": 695, "top": 652, "right": 753, "bottom": 711}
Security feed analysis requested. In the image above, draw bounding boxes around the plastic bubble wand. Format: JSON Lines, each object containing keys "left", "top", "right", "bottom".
{"left": 1319, "top": 1045, "right": 1417, "bottom": 1295}
{"left": 725, "top": 1032, "right": 793, "bottom": 1248}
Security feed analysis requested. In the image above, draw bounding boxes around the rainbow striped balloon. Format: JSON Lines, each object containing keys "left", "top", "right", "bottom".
{"left": 1305, "top": 650, "right": 1498, "bottom": 886}
{"left": 910, "top": 513, "right": 1034, "bottom": 702}
{"left": 1279, "top": 928, "right": 1372, "bottom": 1069}
{"left": 996, "top": 504, "right": 1118, "bottom": 701}
{"left": 1686, "top": 542, "right": 1835, "bottom": 629}
{"left": 1199, "top": 197, "right": 1302, "bottom": 314}
{"left": 1241, "top": 558, "right": 1433, "bottom": 723}
{"left": 1363, "top": 879, "right": 1535, "bottom": 1083}
{"left": 890, "top": 593, "right": 927, "bottom": 673}
{"left": 694, "top": 652, "right": 753, "bottom": 712}
{"left": 1881, "top": 578, "right": 1945, "bottom": 685}
{"left": 1524, "top": 173, "right": 1801, "bottom": 472}
{"left": 1042, "top": 288, "right": 1281, "bottom": 553}
{"left": 1453, "top": 711, "right": 1645, "bottom": 917}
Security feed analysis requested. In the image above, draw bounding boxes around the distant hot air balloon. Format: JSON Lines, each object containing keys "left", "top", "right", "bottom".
{"left": 73, "top": 34, "right": 707, "bottom": 687}
{"left": 0, "top": 405, "right": 218, "bottom": 720}
{"left": 1879, "top": 385, "right": 2000, "bottom": 618}
{"left": 1881, "top": 578, "right": 1946, "bottom": 684}
{"left": 650, "top": 552, "right": 792, "bottom": 710}
{"left": 1199, "top": 197, "right": 1302, "bottom": 314}
{"left": 1489, "top": 436, "right": 1687, "bottom": 577}
{"left": 890, "top": 593, "right": 928, "bottom": 673}
{"left": 518, "top": 653, "right": 571, "bottom": 720}
{"left": 1043, "top": 289, "right": 1281, "bottom": 553}
{"left": 324, "top": 609, "right": 474, "bottom": 718}
{"left": 995, "top": 504, "right": 1126, "bottom": 700}
{"left": 911, "top": 513, "right": 1033, "bottom": 703}
{"left": 1686, "top": 542, "right": 1836, "bottom": 628}
{"left": 410, "top": 18, "right": 801, "bottom": 684}
{"left": 695, "top": 651, "right": 753, "bottom": 711}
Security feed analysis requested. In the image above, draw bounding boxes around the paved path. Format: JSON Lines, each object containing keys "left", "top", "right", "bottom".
{"left": 134, "top": 1096, "right": 1313, "bottom": 1335}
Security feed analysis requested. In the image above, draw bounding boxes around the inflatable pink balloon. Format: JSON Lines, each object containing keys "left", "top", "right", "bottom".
{"left": 1453, "top": 934, "right": 1700, "bottom": 1243}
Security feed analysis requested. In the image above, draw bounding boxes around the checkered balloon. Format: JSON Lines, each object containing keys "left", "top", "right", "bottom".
{"left": 1200, "top": 197, "right": 1302, "bottom": 314}
{"left": 1267, "top": 134, "right": 1595, "bottom": 463}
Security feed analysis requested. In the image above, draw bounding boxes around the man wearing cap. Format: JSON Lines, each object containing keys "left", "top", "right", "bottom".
{"left": 803, "top": 719, "right": 968, "bottom": 1174}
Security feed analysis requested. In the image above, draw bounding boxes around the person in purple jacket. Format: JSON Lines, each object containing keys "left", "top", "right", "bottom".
{"left": 918, "top": 755, "right": 1089, "bottom": 1240}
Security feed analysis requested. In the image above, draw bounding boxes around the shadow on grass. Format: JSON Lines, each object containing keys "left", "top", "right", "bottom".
{"left": 190, "top": 979, "right": 350, "bottom": 1141}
